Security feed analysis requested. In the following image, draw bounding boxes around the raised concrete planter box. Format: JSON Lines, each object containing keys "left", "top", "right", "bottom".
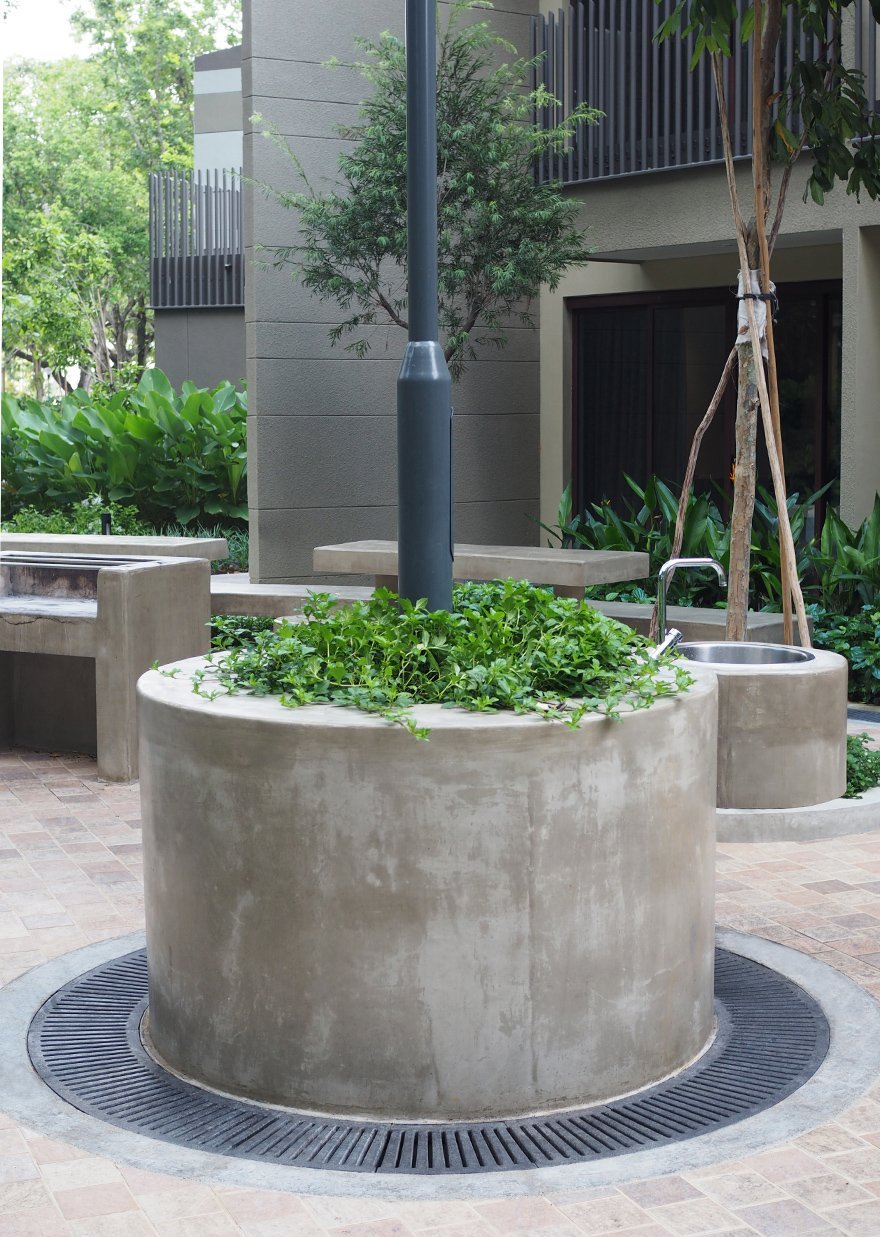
{"left": 680, "top": 647, "right": 847, "bottom": 810}
{"left": 1, "top": 533, "right": 227, "bottom": 562}
{"left": 0, "top": 553, "right": 209, "bottom": 780}
{"left": 139, "top": 661, "right": 718, "bottom": 1121}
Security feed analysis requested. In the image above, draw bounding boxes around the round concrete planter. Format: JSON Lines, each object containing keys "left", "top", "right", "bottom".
{"left": 678, "top": 646, "right": 847, "bottom": 810}
{"left": 138, "top": 659, "right": 718, "bottom": 1122}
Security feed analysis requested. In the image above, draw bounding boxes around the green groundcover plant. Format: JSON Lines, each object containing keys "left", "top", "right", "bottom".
{"left": 845, "top": 733, "right": 880, "bottom": 799}
{"left": 189, "top": 579, "right": 693, "bottom": 738}
{"left": 211, "top": 614, "right": 275, "bottom": 649}
{"left": 812, "top": 606, "right": 880, "bottom": 705}
{"left": 1, "top": 500, "right": 152, "bottom": 536}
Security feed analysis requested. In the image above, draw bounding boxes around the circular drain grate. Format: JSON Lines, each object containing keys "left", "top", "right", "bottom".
{"left": 28, "top": 948, "right": 828, "bottom": 1176}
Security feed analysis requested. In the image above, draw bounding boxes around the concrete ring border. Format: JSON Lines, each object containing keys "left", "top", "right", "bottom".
{"left": 0, "top": 928, "right": 878, "bottom": 1203}
{"left": 717, "top": 788, "right": 880, "bottom": 843}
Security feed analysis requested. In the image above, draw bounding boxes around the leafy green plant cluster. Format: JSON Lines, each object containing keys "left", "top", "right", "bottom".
{"left": 189, "top": 579, "right": 693, "bottom": 738}
{"left": 1, "top": 500, "right": 152, "bottom": 536}
{"left": 162, "top": 522, "right": 249, "bottom": 573}
{"left": 546, "top": 475, "right": 826, "bottom": 610}
{"left": 812, "top": 606, "right": 880, "bottom": 705}
{"left": 210, "top": 614, "right": 276, "bottom": 650}
{"left": 810, "top": 497, "right": 880, "bottom": 614}
{"left": 844, "top": 732, "right": 880, "bottom": 799}
{"left": 1, "top": 369, "right": 247, "bottom": 527}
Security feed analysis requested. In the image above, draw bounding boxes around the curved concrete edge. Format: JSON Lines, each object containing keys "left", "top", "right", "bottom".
{"left": 718, "top": 788, "right": 880, "bottom": 843}
{"left": 0, "top": 930, "right": 878, "bottom": 1201}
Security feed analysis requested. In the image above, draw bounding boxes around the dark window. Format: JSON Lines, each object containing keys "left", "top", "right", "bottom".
{"left": 571, "top": 283, "right": 842, "bottom": 520}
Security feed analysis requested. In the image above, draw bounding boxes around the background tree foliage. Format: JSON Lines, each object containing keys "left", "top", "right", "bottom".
{"left": 2, "top": 0, "right": 240, "bottom": 395}
{"left": 258, "top": 0, "right": 598, "bottom": 380}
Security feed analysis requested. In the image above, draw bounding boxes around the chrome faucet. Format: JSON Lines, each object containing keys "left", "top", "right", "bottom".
{"left": 654, "top": 557, "right": 727, "bottom": 655}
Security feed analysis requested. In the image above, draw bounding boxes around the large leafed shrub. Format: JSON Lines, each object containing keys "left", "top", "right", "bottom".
{"left": 1, "top": 369, "right": 247, "bottom": 528}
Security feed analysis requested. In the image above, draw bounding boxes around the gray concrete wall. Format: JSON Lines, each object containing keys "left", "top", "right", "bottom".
{"left": 243, "top": 0, "right": 542, "bottom": 583}
{"left": 193, "top": 44, "right": 243, "bottom": 175}
{"left": 153, "top": 310, "right": 246, "bottom": 390}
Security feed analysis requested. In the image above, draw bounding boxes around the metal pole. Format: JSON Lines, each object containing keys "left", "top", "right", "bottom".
{"left": 397, "top": 0, "right": 454, "bottom": 610}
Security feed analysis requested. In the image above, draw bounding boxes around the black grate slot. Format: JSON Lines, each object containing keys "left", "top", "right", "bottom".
{"left": 27, "top": 948, "right": 829, "bottom": 1175}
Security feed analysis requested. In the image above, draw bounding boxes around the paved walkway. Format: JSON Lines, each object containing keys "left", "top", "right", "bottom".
{"left": 1, "top": 734, "right": 880, "bottom": 1236}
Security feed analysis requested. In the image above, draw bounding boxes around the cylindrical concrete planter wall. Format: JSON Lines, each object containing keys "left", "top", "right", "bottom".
{"left": 681, "top": 648, "right": 848, "bottom": 810}
{"left": 138, "top": 660, "right": 718, "bottom": 1121}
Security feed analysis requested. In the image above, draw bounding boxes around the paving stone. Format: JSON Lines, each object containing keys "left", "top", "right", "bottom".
{"left": 1, "top": 737, "right": 880, "bottom": 1234}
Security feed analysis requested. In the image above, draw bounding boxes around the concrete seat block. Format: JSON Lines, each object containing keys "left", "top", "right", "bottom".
{"left": 211, "top": 574, "right": 374, "bottom": 617}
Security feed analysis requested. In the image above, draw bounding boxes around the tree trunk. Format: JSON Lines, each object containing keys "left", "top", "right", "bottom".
{"left": 726, "top": 344, "right": 759, "bottom": 640}
{"left": 135, "top": 296, "right": 149, "bottom": 373}
{"left": 51, "top": 370, "right": 73, "bottom": 395}
{"left": 112, "top": 305, "right": 130, "bottom": 370}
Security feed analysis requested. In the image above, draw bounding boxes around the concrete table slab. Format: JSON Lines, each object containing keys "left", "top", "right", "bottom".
{"left": 312, "top": 539, "right": 648, "bottom": 596}
{"left": 1, "top": 532, "right": 228, "bottom": 561}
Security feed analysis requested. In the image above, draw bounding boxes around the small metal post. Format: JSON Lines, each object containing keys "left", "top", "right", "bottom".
{"left": 397, "top": 0, "right": 453, "bottom": 610}
{"left": 101, "top": 511, "right": 112, "bottom": 536}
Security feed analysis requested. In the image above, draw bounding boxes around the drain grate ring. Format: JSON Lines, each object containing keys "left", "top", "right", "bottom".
{"left": 28, "top": 948, "right": 829, "bottom": 1176}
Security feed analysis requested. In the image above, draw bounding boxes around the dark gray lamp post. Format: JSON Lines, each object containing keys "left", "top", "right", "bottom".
{"left": 397, "top": 0, "right": 453, "bottom": 611}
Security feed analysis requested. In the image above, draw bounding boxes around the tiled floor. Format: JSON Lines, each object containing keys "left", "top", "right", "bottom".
{"left": 2, "top": 734, "right": 880, "bottom": 1236}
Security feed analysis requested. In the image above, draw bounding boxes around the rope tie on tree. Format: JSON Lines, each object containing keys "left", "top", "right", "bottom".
{"left": 737, "top": 289, "right": 779, "bottom": 320}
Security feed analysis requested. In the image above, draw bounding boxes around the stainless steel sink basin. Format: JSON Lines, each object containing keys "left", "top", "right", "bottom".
{"left": 678, "top": 641, "right": 815, "bottom": 665}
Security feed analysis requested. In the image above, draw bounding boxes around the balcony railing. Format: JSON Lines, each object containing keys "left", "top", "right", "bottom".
{"left": 149, "top": 169, "right": 243, "bottom": 310}
{"left": 532, "top": 0, "right": 878, "bottom": 185}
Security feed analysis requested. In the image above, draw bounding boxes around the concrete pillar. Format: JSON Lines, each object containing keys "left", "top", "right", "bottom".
{"left": 840, "top": 224, "right": 880, "bottom": 526}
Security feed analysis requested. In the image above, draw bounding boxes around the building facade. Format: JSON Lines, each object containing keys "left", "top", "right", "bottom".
{"left": 533, "top": 0, "right": 880, "bottom": 532}
{"left": 151, "top": 46, "right": 246, "bottom": 390}
{"left": 179, "top": 0, "right": 878, "bottom": 581}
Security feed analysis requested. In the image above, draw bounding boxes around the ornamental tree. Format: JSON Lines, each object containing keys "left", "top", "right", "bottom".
{"left": 256, "top": 0, "right": 598, "bottom": 380}
{"left": 657, "top": 0, "right": 880, "bottom": 643}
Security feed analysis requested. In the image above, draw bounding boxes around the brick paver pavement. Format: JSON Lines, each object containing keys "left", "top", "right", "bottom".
{"left": 1, "top": 732, "right": 880, "bottom": 1236}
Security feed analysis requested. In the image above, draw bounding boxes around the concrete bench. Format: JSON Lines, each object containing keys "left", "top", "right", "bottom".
{"left": 211, "top": 574, "right": 374, "bottom": 618}
{"left": 0, "top": 532, "right": 228, "bottom": 562}
{"left": 312, "top": 540, "right": 649, "bottom": 597}
{"left": 592, "top": 600, "right": 812, "bottom": 645}
{"left": 0, "top": 552, "right": 210, "bottom": 780}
